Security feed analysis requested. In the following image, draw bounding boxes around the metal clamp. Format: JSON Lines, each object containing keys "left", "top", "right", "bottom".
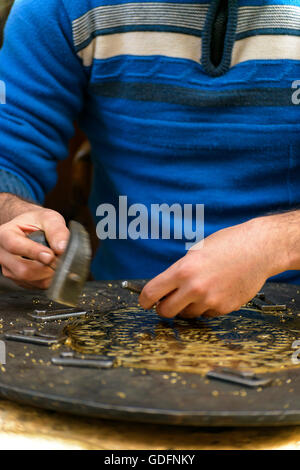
{"left": 207, "top": 367, "right": 272, "bottom": 388}
{"left": 28, "top": 308, "right": 88, "bottom": 322}
{"left": 51, "top": 351, "right": 115, "bottom": 369}
{"left": 251, "top": 292, "right": 287, "bottom": 312}
{"left": 5, "top": 328, "right": 64, "bottom": 346}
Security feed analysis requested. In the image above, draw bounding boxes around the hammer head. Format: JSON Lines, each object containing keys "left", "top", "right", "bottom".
{"left": 47, "top": 221, "right": 92, "bottom": 307}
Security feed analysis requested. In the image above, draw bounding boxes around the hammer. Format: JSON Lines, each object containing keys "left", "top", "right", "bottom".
{"left": 28, "top": 220, "right": 92, "bottom": 307}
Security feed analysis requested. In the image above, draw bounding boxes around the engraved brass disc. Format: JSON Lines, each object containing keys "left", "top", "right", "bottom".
{"left": 64, "top": 307, "right": 299, "bottom": 375}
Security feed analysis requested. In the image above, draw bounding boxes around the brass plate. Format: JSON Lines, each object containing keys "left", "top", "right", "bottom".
{"left": 65, "top": 306, "right": 300, "bottom": 375}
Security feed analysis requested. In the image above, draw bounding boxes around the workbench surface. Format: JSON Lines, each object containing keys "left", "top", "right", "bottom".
{"left": 0, "top": 398, "right": 299, "bottom": 450}
{"left": 0, "top": 278, "right": 300, "bottom": 448}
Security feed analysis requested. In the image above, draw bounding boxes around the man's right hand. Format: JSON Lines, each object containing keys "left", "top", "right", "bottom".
{"left": 0, "top": 195, "right": 69, "bottom": 289}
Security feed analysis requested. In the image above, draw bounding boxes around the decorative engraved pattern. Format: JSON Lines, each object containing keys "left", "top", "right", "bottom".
{"left": 65, "top": 307, "right": 299, "bottom": 375}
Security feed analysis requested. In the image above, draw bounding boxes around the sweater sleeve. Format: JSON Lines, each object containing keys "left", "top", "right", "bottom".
{"left": 0, "top": 169, "right": 35, "bottom": 201}
{"left": 0, "top": 0, "right": 87, "bottom": 203}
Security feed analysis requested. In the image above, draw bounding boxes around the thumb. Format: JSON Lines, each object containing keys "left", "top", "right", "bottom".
{"left": 39, "top": 210, "right": 70, "bottom": 255}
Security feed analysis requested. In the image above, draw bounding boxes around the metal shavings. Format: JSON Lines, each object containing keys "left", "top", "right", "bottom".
{"left": 63, "top": 306, "right": 300, "bottom": 376}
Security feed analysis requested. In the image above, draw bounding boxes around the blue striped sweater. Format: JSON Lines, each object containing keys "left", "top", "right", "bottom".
{"left": 0, "top": 0, "right": 300, "bottom": 282}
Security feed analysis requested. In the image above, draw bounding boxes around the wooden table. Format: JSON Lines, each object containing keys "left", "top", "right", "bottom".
{"left": 0, "top": 399, "right": 299, "bottom": 450}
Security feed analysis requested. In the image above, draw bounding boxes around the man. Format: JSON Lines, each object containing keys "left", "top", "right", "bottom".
{"left": 0, "top": 0, "right": 299, "bottom": 319}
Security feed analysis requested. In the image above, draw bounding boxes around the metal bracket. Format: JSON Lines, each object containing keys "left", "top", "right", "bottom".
{"left": 5, "top": 328, "right": 64, "bottom": 346}
{"left": 251, "top": 292, "right": 287, "bottom": 312}
{"left": 28, "top": 308, "right": 88, "bottom": 322}
{"left": 51, "top": 351, "right": 115, "bottom": 369}
{"left": 206, "top": 367, "right": 272, "bottom": 388}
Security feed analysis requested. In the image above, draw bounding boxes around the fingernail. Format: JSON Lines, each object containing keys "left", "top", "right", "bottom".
{"left": 39, "top": 252, "right": 53, "bottom": 265}
{"left": 57, "top": 240, "right": 68, "bottom": 251}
